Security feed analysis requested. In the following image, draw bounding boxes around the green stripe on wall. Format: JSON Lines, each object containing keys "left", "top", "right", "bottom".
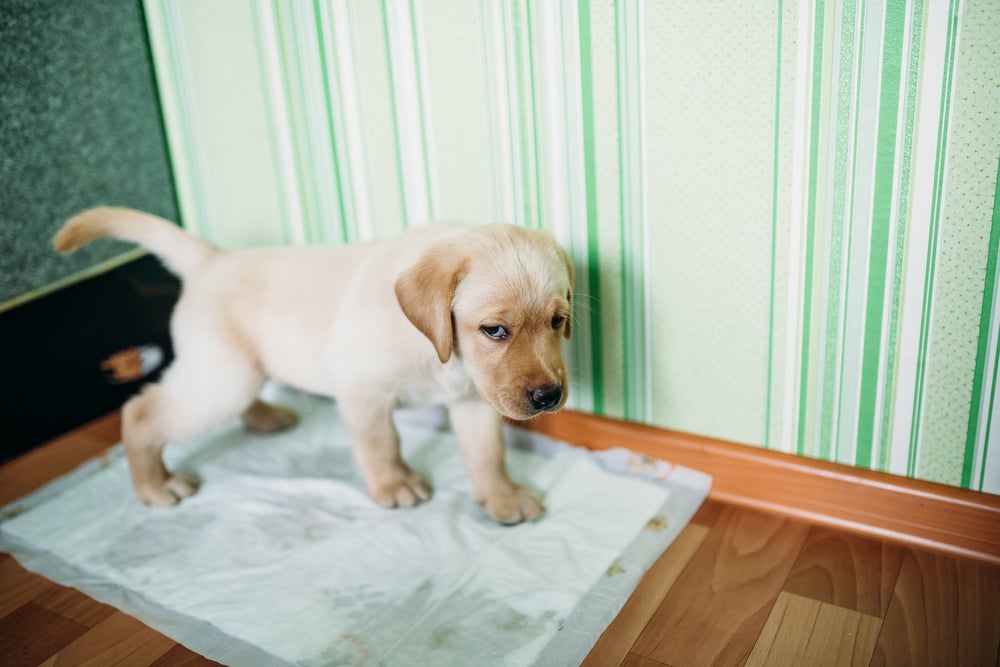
{"left": 274, "top": 5, "right": 315, "bottom": 243}
{"left": 819, "top": 0, "right": 858, "bottom": 460}
{"left": 615, "top": 0, "right": 646, "bottom": 423}
{"left": 578, "top": 0, "right": 604, "bottom": 414}
{"left": 856, "top": 0, "right": 905, "bottom": 469}
{"left": 512, "top": 3, "right": 537, "bottom": 230}
{"left": 313, "top": 0, "right": 351, "bottom": 244}
{"left": 877, "top": 0, "right": 923, "bottom": 471}
{"left": 380, "top": 0, "right": 409, "bottom": 230}
{"left": 524, "top": 2, "right": 543, "bottom": 232}
{"left": 834, "top": 0, "right": 871, "bottom": 465}
{"left": 979, "top": 337, "right": 1000, "bottom": 491}
{"left": 248, "top": 2, "right": 292, "bottom": 245}
{"left": 965, "top": 155, "right": 1000, "bottom": 487}
{"left": 797, "top": 0, "right": 826, "bottom": 456}
{"left": 614, "top": 0, "right": 630, "bottom": 420}
{"left": 408, "top": 0, "right": 435, "bottom": 221}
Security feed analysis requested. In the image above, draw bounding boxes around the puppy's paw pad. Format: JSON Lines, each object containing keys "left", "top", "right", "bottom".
{"left": 371, "top": 472, "right": 432, "bottom": 508}
{"left": 482, "top": 485, "right": 545, "bottom": 524}
{"left": 137, "top": 474, "right": 199, "bottom": 507}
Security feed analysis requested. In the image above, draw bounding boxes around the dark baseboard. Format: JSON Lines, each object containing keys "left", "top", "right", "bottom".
{"left": 0, "top": 255, "right": 180, "bottom": 462}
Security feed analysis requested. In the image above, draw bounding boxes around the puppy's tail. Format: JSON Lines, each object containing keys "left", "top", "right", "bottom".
{"left": 53, "top": 207, "right": 219, "bottom": 277}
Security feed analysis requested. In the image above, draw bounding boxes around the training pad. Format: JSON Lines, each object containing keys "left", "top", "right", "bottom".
{"left": 0, "top": 387, "right": 710, "bottom": 666}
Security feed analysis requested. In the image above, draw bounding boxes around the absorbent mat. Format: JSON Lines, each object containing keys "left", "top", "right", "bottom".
{"left": 0, "top": 387, "right": 710, "bottom": 666}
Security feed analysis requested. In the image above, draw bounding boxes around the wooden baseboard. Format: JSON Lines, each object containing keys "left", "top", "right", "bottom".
{"left": 523, "top": 410, "right": 1000, "bottom": 566}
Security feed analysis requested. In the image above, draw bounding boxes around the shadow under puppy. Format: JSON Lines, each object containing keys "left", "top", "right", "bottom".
{"left": 54, "top": 208, "right": 573, "bottom": 524}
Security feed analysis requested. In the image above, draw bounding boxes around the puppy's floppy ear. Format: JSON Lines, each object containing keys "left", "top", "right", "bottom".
{"left": 395, "top": 246, "right": 468, "bottom": 363}
{"left": 557, "top": 244, "right": 574, "bottom": 340}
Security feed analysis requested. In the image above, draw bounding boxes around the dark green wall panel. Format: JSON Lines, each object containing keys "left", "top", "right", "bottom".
{"left": 0, "top": 0, "right": 178, "bottom": 305}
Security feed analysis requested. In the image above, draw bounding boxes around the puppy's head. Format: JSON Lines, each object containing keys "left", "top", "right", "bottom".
{"left": 395, "top": 224, "right": 573, "bottom": 420}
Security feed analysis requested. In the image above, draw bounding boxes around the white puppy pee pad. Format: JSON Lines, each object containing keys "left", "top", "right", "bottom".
{"left": 0, "top": 388, "right": 710, "bottom": 666}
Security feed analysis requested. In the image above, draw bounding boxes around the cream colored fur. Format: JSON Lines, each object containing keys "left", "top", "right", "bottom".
{"left": 54, "top": 207, "right": 573, "bottom": 523}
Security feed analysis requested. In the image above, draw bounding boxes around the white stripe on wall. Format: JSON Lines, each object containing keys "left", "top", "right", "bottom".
{"left": 978, "top": 364, "right": 1000, "bottom": 493}
{"left": 291, "top": 1, "right": 344, "bottom": 244}
{"left": 384, "top": 0, "right": 436, "bottom": 227}
{"left": 536, "top": 0, "right": 594, "bottom": 412}
{"left": 252, "top": 0, "right": 305, "bottom": 244}
{"left": 506, "top": 0, "right": 538, "bottom": 230}
{"left": 780, "top": 0, "right": 817, "bottom": 454}
{"left": 888, "top": 0, "right": 952, "bottom": 477}
{"left": 972, "top": 262, "right": 1000, "bottom": 491}
{"left": 872, "top": 0, "right": 918, "bottom": 469}
{"left": 329, "top": 0, "right": 374, "bottom": 242}
{"left": 836, "top": 0, "right": 885, "bottom": 465}
{"left": 143, "top": 0, "right": 213, "bottom": 238}
{"left": 481, "top": 0, "right": 517, "bottom": 224}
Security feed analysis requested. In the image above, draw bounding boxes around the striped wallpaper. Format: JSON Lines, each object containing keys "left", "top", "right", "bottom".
{"left": 142, "top": 0, "right": 1000, "bottom": 494}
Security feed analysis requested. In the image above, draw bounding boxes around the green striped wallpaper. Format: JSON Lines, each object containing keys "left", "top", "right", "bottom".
{"left": 143, "top": 0, "right": 999, "bottom": 494}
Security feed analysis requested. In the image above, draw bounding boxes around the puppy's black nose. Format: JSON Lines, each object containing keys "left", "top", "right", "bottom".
{"left": 528, "top": 384, "right": 563, "bottom": 411}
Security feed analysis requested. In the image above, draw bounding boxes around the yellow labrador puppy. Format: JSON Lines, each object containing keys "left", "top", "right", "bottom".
{"left": 54, "top": 208, "right": 572, "bottom": 523}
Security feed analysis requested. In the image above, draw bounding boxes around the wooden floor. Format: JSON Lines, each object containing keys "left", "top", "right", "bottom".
{"left": 1, "top": 414, "right": 998, "bottom": 666}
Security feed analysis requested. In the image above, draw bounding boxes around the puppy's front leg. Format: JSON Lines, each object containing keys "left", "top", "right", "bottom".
{"left": 340, "top": 397, "right": 431, "bottom": 508}
{"left": 449, "top": 399, "right": 544, "bottom": 524}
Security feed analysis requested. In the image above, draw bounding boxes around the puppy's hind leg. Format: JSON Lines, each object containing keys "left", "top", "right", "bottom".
{"left": 122, "top": 386, "right": 197, "bottom": 506}
{"left": 122, "top": 358, "right": 264, "bottom": 506}
{"left": 242, "top": 399, "right": 299, "bottom": 434}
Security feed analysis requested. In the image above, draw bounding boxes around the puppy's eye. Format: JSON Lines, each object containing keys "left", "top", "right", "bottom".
{"left": 481, "top": 325, "right": 509, "bottom": 340}
{"left": 552, "top": 315, "right": 565, "bottom": 329}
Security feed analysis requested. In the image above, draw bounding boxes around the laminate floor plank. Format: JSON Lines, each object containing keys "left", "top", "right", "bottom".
{"left": 0, "top": 556, "right": 56, "bottom": 619}
{"left": 0, "top": 412, "right": 119, "bottom": 507}
{"left": 783, "top": 525, "right": 906, "bottom": 617}
{"left": 149, "top": 644, "right": 224, "bottom": 666}
{"left": 34, "top": 583, "right": 117, "bottom": 628}
{"left": 630, "top": 506, "right": 810, "bottom": 666}
{"left": 582, "top": 523, "right": 710, "bottom": 667}
{"left": 621, "top": 651, "right": 673, "bottom": 667}
{"left": 690, "top": 498, "right": 726, "bottom": 527}
{"left": 38, "top": 610, "right": 177, "bottom": 667}
{"left": 871, "top": 548, "right": 1000, "bottom": 666}
{"left": 744, "top": 591, "right": 881, "bottom": 667}
{"left": 0, "top": 602, "right": 88, "bottom": 667}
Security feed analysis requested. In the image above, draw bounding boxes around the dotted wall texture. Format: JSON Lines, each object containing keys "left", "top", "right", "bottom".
{"left": 0, "top": 0, "right": 178, "bottom": 305}
{"left": 645, "top": 0, "right": 778, "bottom": 444}
{"left": 919, "top": 0, "right": 1000, "bottom": 485}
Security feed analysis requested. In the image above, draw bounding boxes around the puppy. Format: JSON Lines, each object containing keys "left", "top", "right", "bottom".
{"left": 54, "top": 208, "right": 573, "bottom": 523}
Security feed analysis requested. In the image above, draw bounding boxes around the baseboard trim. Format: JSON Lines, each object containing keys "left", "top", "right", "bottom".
{"left": 523, "top": 410, "right": 1000, "bottom": 565}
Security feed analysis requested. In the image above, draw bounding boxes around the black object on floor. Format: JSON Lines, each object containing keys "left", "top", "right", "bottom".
{"left": 0, "top": 255, "right": 180, "bottom": 462}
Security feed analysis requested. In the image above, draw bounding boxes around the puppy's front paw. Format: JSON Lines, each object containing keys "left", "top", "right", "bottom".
{"left": 136, "top": 474, "right": 199, "bottom": 506}
{"left": 481, "top": 485, "right": 544, "bottom": 524}
{"left": 369, "top": 468, "right": 432, "bottom": 508}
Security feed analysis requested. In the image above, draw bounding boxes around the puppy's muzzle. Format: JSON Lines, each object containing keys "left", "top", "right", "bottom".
{"left": 528, "top": 383, "right": 563, "bottom": 412}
